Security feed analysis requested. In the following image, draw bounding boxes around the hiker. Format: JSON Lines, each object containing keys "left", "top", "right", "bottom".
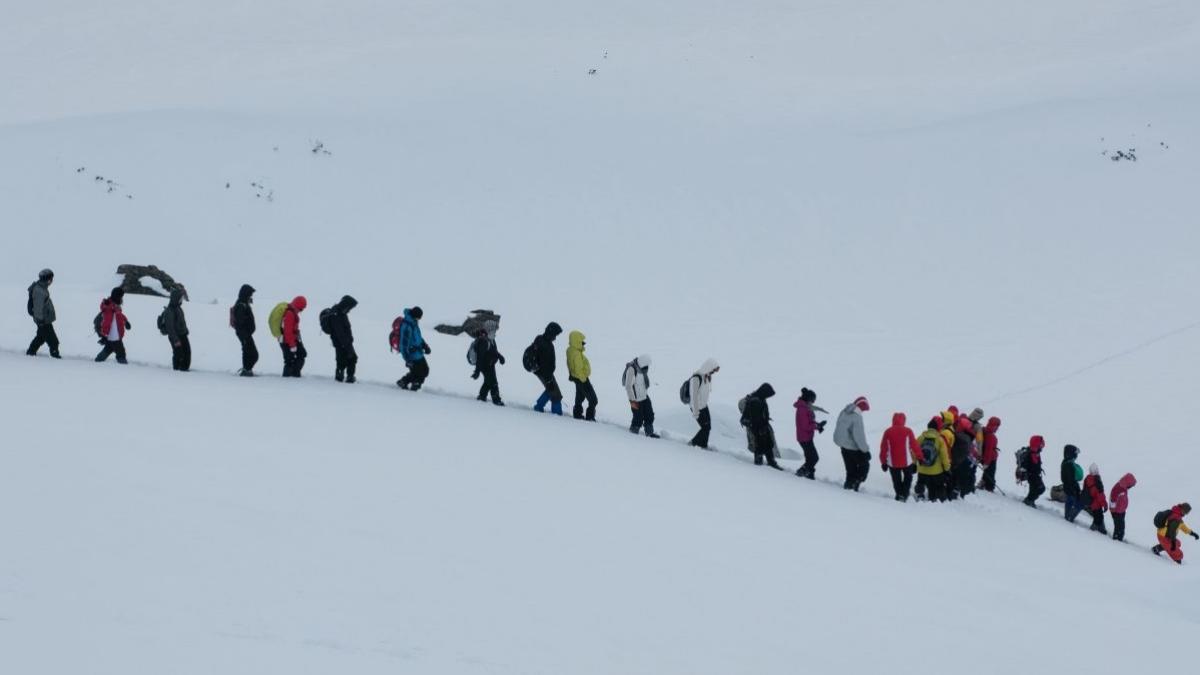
{"left": 527, "top": 322, "right": 563, "bottom": 414}
{"left": 950, "top": 416, "right": 977, "bottom": 498}
{"left": 834, "top": 396, "right": 871, "bottom": 490}
{"left": 915, "top": 417, "right": 951, "bottom": 502}
{"left": 686, "top": 359, "right": 720, "bottom": 449}
{"left": 1020, "top": 435, "right": 1046, "bottom": 507}
{"left": 160, "top": 288, "right": 190, "bottom": 371}
{"left": 566, "top": 330, "right": 597, "bottom": 421}
{"left": 740, "top": 383, "right": 781, "bottom": 469}
{"left": 793, "top": 387, "right": 826, "bottom": 479}
{"left": 279, "top": 296, "right": 308, "bottom": 377}
{"left": 880, "top": 413, "right": 918, "bottom": 501}
{"left": 470, "top": 320, "right": 505, "bottom": 405}
{"left": 1061, "top": 444, "right": 1084, "bottom": 522}
{"left": 1109, "top": 473, "right": 1137, "bottom": 542}
{"left": 938, "top": 411, "right": 957, "bottom": 496}
{"left": 395, "top": 306, "right": 431, "bottom": 390}
{"left": 324, "top": 295, "right": 358, "bottom": 383}
{"left": 26, "top": 268, "right": 60, "bottom": 358}
{"left": 1152, "top": 503, "right": 1196, "bottom": 564}
{"left": 623, "top": 355, "right": 658, "bottom": 437}
{"left": 231, "top": 284, "right": 258, "bottom": 376}
{"left": 94, "top": 287, "right": 131, "bottom": 364}
{"left": 978, "top": 417, "right": 1001, "bottom": 492}
{"left": 1082, "top": 463, "right": 1108, "bottom": 534}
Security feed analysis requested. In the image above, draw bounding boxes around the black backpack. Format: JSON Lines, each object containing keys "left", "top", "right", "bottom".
{"left": 1154, "top": 510, "right": 1171, "bottom": 529}
{"left": 157, "top": 308, "right": 170, "bottom": 335}
{"left": 1014, "top": 447, "right": 1031, "bottom": 483}
{"left": 319, "top": 308, "right": 336, "bottom": 335}
{"left": 26, "top": 283, "right": 36, "bottom": 316}
{"left": 466, "top": 342, "right": 478, "bottom": 366}
{"left": 93, "top": 312, "right": 104, "bottom": 338}
{"left": 522, "top": 342, "right": 539, "bottom": 372}
{"left": 918, "top": 436, "right": 940, "bottom": 467}
{"left": 679, "top": 375, "right": 698, "bottom": 405}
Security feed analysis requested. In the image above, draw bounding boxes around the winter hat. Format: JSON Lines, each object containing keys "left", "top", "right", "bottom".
{"left": 947, "top": 405, "right": 960, "bottom": 417}
{"left": 1181, "top": 503, "right": 1192, "bottom": 515}
{"left": 1029, "top": 435, "right": 1045, "bottom": 450}
{"left": 291, "top": 295, "right": 308, "bottom": 311}
{"left": 637, "top": 354, "right": 652, "bottom": 368}
{"left": 1064, "top": 444, "right": 1080, "bottom": 460}
{"left": 801, "top": 387, "right": 817, "bottom": 403}
{"left": 38, "top": 268, "right": 54, "bottom": 280}
{"left": 410, "top": 306, "right": 423, "bottom": 319}
{"left": 110, "top": 287, "right": 125, "bottom": 302}
{"left": 956, "top": 416, "right": 974, "bottom": 433}
{"left": 1088, "top": 463, "right": 1099, "bottom": 476}
{"left": 968, "top": 407, "right": 984, "bottom": 422}
{"left": 854, "top": 396, "right": 870, "bottom": 412}
{"left": 929, "top": 416, "right": 944, "bottom": 431}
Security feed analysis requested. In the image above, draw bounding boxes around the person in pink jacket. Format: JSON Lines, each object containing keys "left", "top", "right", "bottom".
{"left": 1109, "top": 473, "right": 1137, "bottom": 542}
{"left": 793, "top": 387, "right": 827, "bottom": 479}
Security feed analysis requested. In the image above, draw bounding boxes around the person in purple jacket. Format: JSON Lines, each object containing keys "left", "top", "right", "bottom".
{"left": 793, "top": 387, "right": 827, "bottom": 479}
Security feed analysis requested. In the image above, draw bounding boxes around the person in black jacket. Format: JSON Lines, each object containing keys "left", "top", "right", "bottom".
{"left": 741, "top": 383, "right": 783, "bottom": 470}
{"left": 471, "top": 320, "right": 505, "bottom": 405}
{"left": 26, "top": 268, "right": 60, "bottom": 358}
{"left": 531, "top": 322, "right": 563, "bottom": 415}
{"left": 161, "top": 288, "right": 190, "bottom": 371}
{"left": 950, "top": 416, "right": 976, "bottom": 498}
{"left": 231, "top": 284, "right": 258, "bottom": 376}
{"left": 327, "top": 295, "right": 358, "bottom": 383}
{"left": 1061, "top": 444, "right": 1083, "bottom": 522}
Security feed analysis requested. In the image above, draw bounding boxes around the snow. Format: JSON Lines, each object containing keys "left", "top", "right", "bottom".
{"left": 3, "top": 0, "right": 1200, "bottom": 672}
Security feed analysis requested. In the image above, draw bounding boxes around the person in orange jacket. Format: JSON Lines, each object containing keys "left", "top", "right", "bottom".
{"left": 1153, "top": 503, "right": 1195, "bottom": 564}
{"left": 880, "top": 413, "right": 919, "bottom": 501}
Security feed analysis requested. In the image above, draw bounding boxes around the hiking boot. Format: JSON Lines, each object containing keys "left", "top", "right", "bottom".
{"left": 492, "top": 400, "right": 505, "bottom": 407}
{"left": 25, "top": 349, "right": 36, "bottom": 356}
{"left": 239, "top": 369, "right": 255, "bottom": 377}
{"left": 1152, "top": 545, "right": 1163, "bottom": 556}
{"left": 397, "top": 380, "right": 409, "bottom": 390}
{"left": 50, "top": 352, "right": 61, "bottom": 359}
{"left": 335, "top": 369, "right": 344, "bottom": 382}
{"left": 645, "top": 430, "right": 660, "bottom": 439}
{"left": 116, "top": 357, "right": 128, "bottom": 365}
{"left": 345, "top": 375, "right": 356, "bottom": 384}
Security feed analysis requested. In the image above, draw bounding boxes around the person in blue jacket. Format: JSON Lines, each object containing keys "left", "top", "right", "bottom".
{"left": 396, "top": 306, "right": 432, "bottom": 391}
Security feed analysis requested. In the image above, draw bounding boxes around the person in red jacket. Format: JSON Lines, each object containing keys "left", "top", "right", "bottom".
{"left": 1108, "top": 473, "right": 1136, "bottom": 542}
{"left": 1082, "top": 463, "right": 1108, "bottom": 534}
{"left": 879, "top": 412, "right": 918, "bottom": 501}
{"left": 95, "top": 287, "right": 131, "bottom": 364}
{"left": 1153, "top": 503, "right": 1196, "bottom": 564}
{"left": 281, "top": 295, "right": 308, "bottom": 377}
{"left": 978, "top": 417, "right": 1002, "bottom": 492}
{"left": 793, "top": 387, "right": 827, "bottom": 479}
{"left": 1021, "top": 435, "right": 1046, "bottom": 507}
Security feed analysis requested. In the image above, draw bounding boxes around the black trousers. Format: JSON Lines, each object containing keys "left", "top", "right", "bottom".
{"left": 980, "top": 462, "right": 997, "bottom": 492}
{"left": 1112, "top": 512, "right": 1126, "bottom": 541}
{"left": 334, "top": 342, "right": 357, "bottom": 379}
{"left": 630, "top": 398, "right": 656, "bottom": 434}
{"left": 1025, "top": 473, "right": 1046, "bottom": 505}
{"left": 572, "top": 379, "right": 598, "bottom": 420}
{"left": 171, "top": 336, "right": 191, "bottom": 371}
{"left": 841, "top": 448, "right": 870, "bottom": 489}
{"left": 889, "top": 466, "right": 915, "bottom": 500}
{"left": 27, "top": 322, "right": 60, "bottom": 356}
{"left": 400, "top": 358, "right": 430, "bottom": 388}
{"left": 1088, "top": 509, "right": 1108, "bottom": 534}
{"left": 952, "top": 461, "right": 975, "bottom": 497}
{"left": 690, "top": 407, "right": 712, "bottom": 448}
{"left": 798, "top": 441, "right": 819, "bottom": 476}
{"left": 750, "top": 426, "right": 780, "bottom": 467}
{"left": 95, "top": 340, "right": 127, "bottom": 363}
{"left": 917, "top": 473, "right": 948, "bottom": 502}
{"left": 281, "top": 341, "right": 307, "bottom": 377}
{"left": 238, "top": 333, "right": 259, "bottom": 372}
{"left": 477, "top": 364, "right": 501, "bottom": 402}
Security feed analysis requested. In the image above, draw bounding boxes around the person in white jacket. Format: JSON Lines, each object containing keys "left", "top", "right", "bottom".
{"left": 623, "top": 354, "right": 659, "bottom": 438}
{"left": 687, "top": 358, "right": 720, "bottom": 449}
{"left": 833, "top": 396, "right": 871, "bottom": 491}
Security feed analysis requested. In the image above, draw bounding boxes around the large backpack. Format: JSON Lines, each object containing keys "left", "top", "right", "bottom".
{"left": 26, "top": 283, "right": 36, "bottom": 317}
{"left": 918, "top": 436, "right": 941, "bottom": 467}
{"left": 738, "top": 395, "right": 754, "bottom": 427}
{"left": 319, "top": 308, "right": 336, "bottom": 335}
{"left": 228, "top": 306, "right": 237, "bottom": 329}
{"left": 679, "top": 375, "right": 698, "bottom": 405}
{"left": 157, "top": 307, "right": 170, "bottom": 335}
{"left": 268, "top": 302, "right": 289, "bottom": 339}
{"left": 389, "top": 316, "right": 403, "bottom": 352}
{"left": 1153, "top": 510, "right": 1171, "bottom": 529}
{"left": 522, "top": 342, "right": 539, "bottom": 372}
{"left": 1014, "top": 447, "right": 1031, "bottom": 483}
{"left": 93, "top": 312, "right": 104, "bottom": 338}
{"left": 466, "top": 341, "right": 478, "bottom": 366}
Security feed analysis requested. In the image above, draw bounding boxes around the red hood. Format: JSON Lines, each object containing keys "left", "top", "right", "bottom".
{"left": 291, "top": 295, "right": 308, "bottom": 311}
{"left": 1117, "top": 473, "right": 1137, "bottom": 489}
{"left": 892, "top": 412, "right": 906, "bottom": 426}
{"left": 986, "top": 416, "right": 1001, "bottom": 432}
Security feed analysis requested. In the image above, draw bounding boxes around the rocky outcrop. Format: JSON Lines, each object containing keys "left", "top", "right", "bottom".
{"left": 116, "top": 264, "right": 189, "bottom": 301}
{"left": 434, "top": 310, "right": 500, "bottom": 337}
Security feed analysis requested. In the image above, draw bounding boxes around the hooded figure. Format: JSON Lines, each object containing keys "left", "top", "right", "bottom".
{"left": 1021, "top": 435, "right": 1047, "bottom": 507}
{"left": 396, "top": 306, "right": 432, "bottom": 390}
{"left": 280, "top": 295, "right": 308, "bottom": 377}
{"left": 1153, "top": 503, "right": 1196, "bottom": 564}
{"left": 949, "top": 415, "right": 978, "bottom": 499}
{"left": 687, "top": 358, "right": 720, "bottom": 449}
{"left": 623, "top": 355, "right": 658, "bottom": 437}
{"left": 232, "top": 284, "right": 259, "bottom": 376}
{"left": 880, "top": 412, "right": 918, "bottom": 501}
{"left": 1061, "top": 444, "right": 1084, "bottom": 522}
{"left": 532, "top": 322, "right": 564, "bottom": 414}
{"left": 566, "top": 330, "right": 597, "bottom": 420}
{"left": 26, "top": 268, "right": 60, "bottom": 358}
{"left": 1109, "top": 473, "right": 1137, "bottom": 542}
{"left": 915, "top": 417, "right": 952, "bottom": 502}
{"left": 328, "top": 295, "right": 358, "bottom": 382}
{"left": 162, "top": 287, "right": 191, "bottom": 371}
{"left": 834, "top": 396, "right": 871, "bottom": 491}
{"left": 471, "top": 319, "right": 505, "bottom": 405}
{"left": 740, "top": 383, "right": 781, "bottom": 469}
{"left": 95, "top": 287, "right": 131, "bottom": 364}
{"left": 1082, "top": 463, "right": 1108, "bottom": 534}
{"left": 978, "top": 416, "right": 1002, "bottom": 492}
{"left": 793, "top": 387, "right": 826, "bottom": 479}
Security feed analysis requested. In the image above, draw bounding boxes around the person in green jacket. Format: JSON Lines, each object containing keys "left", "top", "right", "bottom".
{"left": 566, "top": 330, "right": 597, "bottom": 421}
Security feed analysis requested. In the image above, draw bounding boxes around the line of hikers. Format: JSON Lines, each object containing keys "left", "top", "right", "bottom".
{"left": 23, "top": 270, "right": 1197, "bottom": 564}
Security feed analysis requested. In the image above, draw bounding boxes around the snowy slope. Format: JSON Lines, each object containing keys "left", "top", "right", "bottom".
{"left": 3, "top": 0, "right": 1200, "bottom": 671}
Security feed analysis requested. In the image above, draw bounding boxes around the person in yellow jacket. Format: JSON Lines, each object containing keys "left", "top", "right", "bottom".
{"left": 915, "top": 417, "right": 952, "bottom": 502}
{"left": 566, "top": 330, "right": 597, "bottom": 421}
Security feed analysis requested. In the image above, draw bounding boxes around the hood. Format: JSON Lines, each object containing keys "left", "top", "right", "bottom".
{"left": 892, "top": 412, "right": 906, "bottom": 427}
{"left": 169, "top": 288, "right": 184, "bottom": 305}
{"left": 543, "top": 322, "right": 562, "bottom": 339}
{"left": 941, "top": 411, "right": 955, "bottom": 427}
{"left": 968, "top": 407, "right": 985, "bottom": 422}
{"left": 110, "top": 287, "right": 125, "bottom": 304}
{"left": 568, "top": 330, "right": 585, "bottom": 350}
{"left": 1064, "top": 444, "right": 1079, "bottom": 460}
{"left": 928, "top": 416, "right": 944, "bottom": 431}
{"left": 1088, "top": 463, "right": 1100, "bottom": 476}
{"left": 291, "top": 296, "right": 308, "bottom": 312}
{"left": 956, "top": 416, "right": 974, "bottom": 433}
{"left": 483, "top": 319, "right": 498, "bottom": 338}
{"left": 697, "top": 358, "right": 720, "bottom": 376}
{"left": 986, "top": 416, "right": 1001, "bottom": 432}
{"left": 636, "top": 354, "right": 652, "bottom": 369}
{"left": 1029, "top": 435, "right": 1045, "bottom": 451}
{"left": 337, "top": 295, "right": 358, "bottom": 312}
{"left": 754, "top": 383, "right": 775, "bottom": 399}
{"left": 237, "top": 284, "right": 255, "bottom": 302}
{"left": 1117, "top": 473, "right": 1137, "bottom": 489}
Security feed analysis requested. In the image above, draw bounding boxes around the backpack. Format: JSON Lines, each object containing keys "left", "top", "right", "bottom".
{"left": 918, "top": 436, "right": 940, "bottom": 467}
{"left": 1154, "top": 510, "right": 1171, "bottom": 529}
{"left": 679, "top": 375, "right": 698, "bottom": 405}
{"left": 389, "top": 316, "right": 403, "bottom": 352}
{"left": 319, "top": 308, "right": 335, "bottom": 335}
{"left": 157, "top": 307, "right": 170, "bottom": 335}
{"left": 466, "top": 342, "right": 478, "bottom": 366}
{"left": 228, "top": 306, "right": 236, "bottom": 329}
{"left": 26, "top": 283, "right": 36, "bottom": 316}
{"left": 1014, "top": 447, "right": 1031, "bottom": 483}
{"left": 738, "top": 395, "right": 754, "bottom": 427}
{"left": 522, "top": 342, "right": 539, "bottom": 372}
{"left": 268, "top": 302, "right": 289, "bottom": 339}
{"left": 93, "top": 312, "right": 104, "bottom": 338}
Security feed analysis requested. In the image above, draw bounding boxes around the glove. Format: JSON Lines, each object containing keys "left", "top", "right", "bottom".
{"left": 816, "top": 421, "right": 827, "bottom": 433}
{"left": 498, "top": 355, "right": 506, "bottom": 365}
{"left": 423, "top": 344, "right": 432, "bottom": 355}
{"left": 881, "top": 464, "right": 888, "bottom": 473}
{"left": 1191, "top": 532, "right": 1199, "bottom": 541}
{"left": 630, "top": 401, "right": 639, "bottom": 410}
{"left": 471, "top": 371, "right": 480, "bottom": 380}
{"left": 125, "top": 320, "right": 133, "bottom": 330}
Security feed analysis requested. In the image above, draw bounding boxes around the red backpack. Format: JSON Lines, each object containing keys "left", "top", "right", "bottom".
{"left": 388, "top": 316, "right": 403, "bottom": 352}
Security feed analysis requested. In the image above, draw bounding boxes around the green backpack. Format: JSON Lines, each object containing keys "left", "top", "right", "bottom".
{"left": 268, "top": 302, "right": 289, "bottom": 339}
